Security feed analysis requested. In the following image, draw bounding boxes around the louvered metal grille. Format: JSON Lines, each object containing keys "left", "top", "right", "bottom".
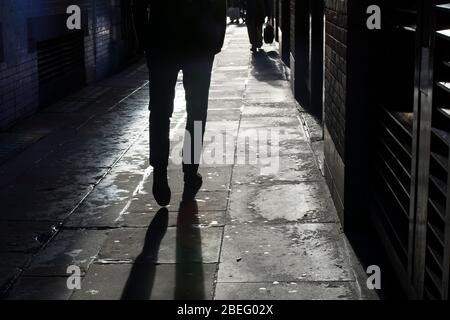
{"left": 370, "top": 0, "right": 418, "bottom": 274}
{"left": 37, "top": 31, "right": 86, "bottom": 108}
{"left": 423, "top": 1, "right": 450, "bottom": 300}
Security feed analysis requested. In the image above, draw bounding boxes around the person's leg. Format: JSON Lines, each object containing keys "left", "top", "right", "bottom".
{"left": 147, "top": 53, "right": 180, "bottom": 206}
{"left": 182, "top": 53, "right": 215, "bottom": 174}
{"left": 181, "top": 53, "right": 215, "bottom": 201}
{"left": 247, "top": 21, "right": 258, "bottom": 51}
{"left": 256, "top": 23, "right": 263, "bottom": 48}
{"left": 147, "top": 53, "right": 179, "bottom": 169}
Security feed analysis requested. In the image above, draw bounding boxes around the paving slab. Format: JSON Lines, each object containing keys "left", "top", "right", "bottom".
{"left": 118, "top": 206, "right": 226, "bottom": 228}
{"left": 98, "top": 226, "right": 223, "bottom": 264}
{"left": 211, "top": 70, "right": 248, "bottom": 82}
{"left": 12, "top": 164, "right": 107, "bottom": 188}
{"left": 208, "top": 88, "right": 245, "bottom": 100}
{"left": 0, "top": 185, "right": 93, "bottom": 222}
{"left": 245, "top": 79, "right": 291, "bottom": 89}
{"left": 132, "top": 191, "right": 230, "bottom": 213}
{"left": 0, "top": 221, "right": 58, "bottom": 253}
{"left": 65, "top": 172, "right": 145, "bottom": 227}
{"left": 0, "top": 132, "right": 46, "bottom": 165}
{"left": 205, "top": 120, "right": 240, "bottom": 134}
{"left": 218, "top": 224, "right": 353, "bottom": 283}
{"left": 205, "top": 108, "right": 242, "bottom": 122}
{"left": 240, "top": 116, "right": 301, "bottom": 129}
{"left": 214, "top": 281, "right": 359, "bottom": 300}
{"left": 208, "top": 99, "right": 243, "bottom": 110}
{"left": 0, "top": 253, "right": 31, "bottom": 293}
{"left": 41, "top": 130, "right": 143, "bottom": 169}
{"left": 241, "top": 103, "right": 300, "bottom": 118}
{"left": 24, "top": 229, "right": 108, "bottom": 276}
{"left": 232, "top": 152, "right": 322, "bottom": 185}
{"left": 71, "top": 263, "right": 217, "bottom": 300}
{"left": 236, "top": 127, "right": 308, "bottom": 157}
{"left": 227, "top": 183, "right": 338, "bottom": 224}
{"left": 4, "top": 277, "right": 73, "bottom": 300}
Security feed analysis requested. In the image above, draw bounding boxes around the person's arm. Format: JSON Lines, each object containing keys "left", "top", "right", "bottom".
{"left": 131, "top": 0, "right": 150, "bottom": 52}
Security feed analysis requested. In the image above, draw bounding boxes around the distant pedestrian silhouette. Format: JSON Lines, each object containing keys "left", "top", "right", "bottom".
{"left": 132, "top": 1, "right": 227, "bottom": 206}
{"left": 239, "top": 0, "right": 247, "bottom": 23}
{"left": 245, "top": 0, "right": 272, "bottom": 52}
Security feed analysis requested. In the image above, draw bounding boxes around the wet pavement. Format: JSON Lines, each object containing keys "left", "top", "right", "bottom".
{"left": 0, "top": 25, "right": 376, "bottom": 300}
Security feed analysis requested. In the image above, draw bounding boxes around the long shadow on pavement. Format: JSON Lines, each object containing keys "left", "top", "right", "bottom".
{"left": 120, "top": 201, "right": 205, "bottom": 300}
{"left": 121, "top": 208, "right": 169, "bottom": 300}
{"left": 175, "top": 200, "right": 205, "bottom": 300}
{"left": 250, "top": 49, "right": 288, "bottom": 83}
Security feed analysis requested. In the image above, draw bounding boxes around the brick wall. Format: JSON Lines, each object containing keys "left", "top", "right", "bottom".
{"left": 322, "top": 0, "right": 348, "bottom": 224}
{"left": 0, "top": 0, "right": 135, "bottom": 130}
{"left": 289, "top": 0, "right": 296, "bottom": 56}
{"left": 324, "top": 0, "right": 347, "bottom": 160}
{"left": 323, "top": 0, "right": 372, "bottom": 228}
{"left": 277, "top": 0, "right": 290, "bottom": 65}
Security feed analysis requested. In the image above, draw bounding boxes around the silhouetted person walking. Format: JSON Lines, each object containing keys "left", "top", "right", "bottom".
{"left": 132, "top": 1, "right": 227, "bottom": 206}
{"left": 239, "top": 0, "right": 247, "bottom": 23}
{"left": 245, "top": 0, "right": 272, "bottom": 52}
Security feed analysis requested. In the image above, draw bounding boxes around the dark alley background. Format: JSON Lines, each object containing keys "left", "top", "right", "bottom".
{"left": 0, "top": 0, "right": 450, "bottom": 300}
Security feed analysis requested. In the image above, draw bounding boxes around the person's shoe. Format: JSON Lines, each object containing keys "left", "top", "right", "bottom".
{"left": 182, "top": 173, "right": 203, "bottom": 203}
{"left": 153, "top": 168, "right": 171, "bottom": 207}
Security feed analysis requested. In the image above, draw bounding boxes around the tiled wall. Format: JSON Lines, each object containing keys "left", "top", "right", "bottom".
{"left": 0, "top": 0, "right": 135, "bottom": 130}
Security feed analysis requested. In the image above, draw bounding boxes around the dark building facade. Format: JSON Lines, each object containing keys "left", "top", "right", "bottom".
{"left": 274, "top": 0, "right": 450, "bottom": 299}
{"left": 0, "top": 0, "right": 136, "bottom": 129}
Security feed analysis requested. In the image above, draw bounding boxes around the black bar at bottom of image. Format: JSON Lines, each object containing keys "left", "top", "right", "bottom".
{"left": 1, "top": 300, "right": 448, "bottom": 318}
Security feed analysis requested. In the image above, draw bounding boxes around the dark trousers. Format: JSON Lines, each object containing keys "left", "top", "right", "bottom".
{"left": 247, "top": 21, "right": 263, "bottom": 48}
{"left": 146, "top": 52, "right": 215, "bottom": 174}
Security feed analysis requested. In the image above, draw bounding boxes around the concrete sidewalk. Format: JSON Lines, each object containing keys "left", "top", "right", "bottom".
{"left": 0, "top": 25, "right": 375, "bottom": 300}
